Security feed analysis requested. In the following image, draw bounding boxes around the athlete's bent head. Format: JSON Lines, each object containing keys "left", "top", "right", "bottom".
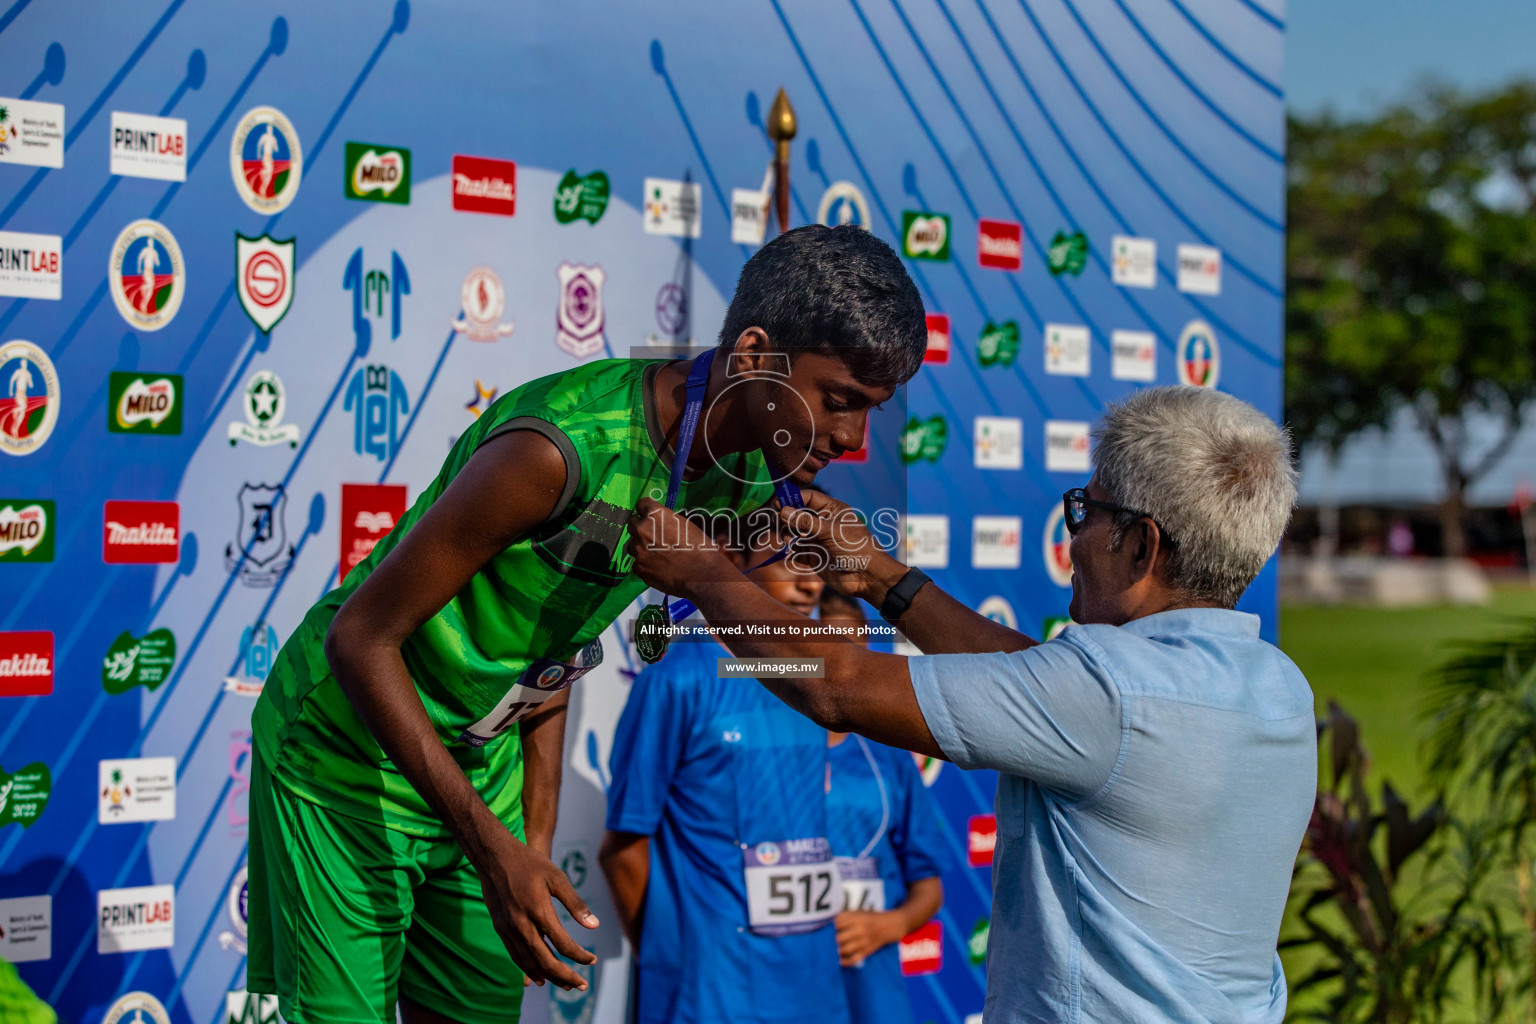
{"left": 714, "top": 225, "right": 926, "bottom": 484}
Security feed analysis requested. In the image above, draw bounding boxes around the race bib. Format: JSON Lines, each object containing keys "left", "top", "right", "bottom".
{"left": 457, "top": 639, "right": 603, "bottom": 747}
{"left": 743, "top": 837, "right": 840, "bottom": 936}
{"left": 836, "top": 856, "right": 886, "bottom": 913}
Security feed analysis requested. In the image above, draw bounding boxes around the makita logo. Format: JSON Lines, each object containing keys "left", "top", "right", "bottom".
{"left": 112, "top": 126, "right": 184, "bottom": 157}
{"left": 0, "top": 652, "right": 49, "bottom": 677}
{"left": 0, "top": 631, "right": 53, "bottom": 696}
{"left": 968, "top": 814, "right": 997, "bottom": 866}
{"left": 979, "top": 234, "right": 1021, "bottom": 259}
{"left": 105, "top": 522, "right": 178, "bottom": 545}
{"left": 977, "top": 218, "right": 1023, "bottom": 270}
{"left": 454, "top": 173, "right": 514, "bottom": 202}
{"left": 900, "top": 937, "right": 941, "bottom": 963}
{"left": 0, "top": 245, "right": 58, "bottom": 275}
{"left": 103, "top": 501, "right": 181, "bottom": 564}
{"left": 898, "top": 920, "right": 944, "bottom": 976}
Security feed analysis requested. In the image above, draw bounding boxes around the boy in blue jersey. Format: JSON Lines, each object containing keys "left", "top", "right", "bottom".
{"left": 599, "top": 522, "right": 848, "bottom": 1024}
{"left": 820, "top": 590, "right": 950, "bottom": 1024}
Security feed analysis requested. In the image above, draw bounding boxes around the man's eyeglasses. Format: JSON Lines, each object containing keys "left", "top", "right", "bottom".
{"left": 1061, "top": 487, "right": 1165, "bottom": 538}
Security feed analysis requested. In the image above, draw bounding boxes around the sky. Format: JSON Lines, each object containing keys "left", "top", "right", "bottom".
{"left": 1287, "top": 0, "right": 1536, "bottom": 116}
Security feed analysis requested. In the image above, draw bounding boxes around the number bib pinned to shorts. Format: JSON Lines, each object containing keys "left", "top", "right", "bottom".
{"left": 742, "top": 837, "right": 841, "bottom": 936}
{"left": 458, "top": 639, "right": 604, "bottom": 748}
{"left": 835, "top": 855, "right": 886, "bottom": 913}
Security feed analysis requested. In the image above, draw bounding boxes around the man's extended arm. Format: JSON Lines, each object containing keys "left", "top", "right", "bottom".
{"left": 520, "top": 689, "right": 570, "bottom": 857}
{"left": 598, "top": 831, "right": 650, "bottom": 949}
{"left": 325, "top": 430, "right": 596, "bottom": 990}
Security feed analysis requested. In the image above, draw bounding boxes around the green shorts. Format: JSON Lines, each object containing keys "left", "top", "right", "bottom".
{"left": 246, "top": 749, "right": 525, "bottom": 1023}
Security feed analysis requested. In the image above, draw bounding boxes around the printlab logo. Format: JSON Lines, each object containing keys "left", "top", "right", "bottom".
{"left": 451, "top": 266, "right": 514, "bottom": 341}
{"left": 228, "top": 370, "right": 301, "bottom": 448}
{"left": 900, "top": 415, "right": 947, "bottom": 464}
{"left": 341, "top": 483, "right": 407, "bottom": 581}
{"left": 230, "top": 106, "right": 301, "bottom": 214}
{"left": 1177, "top": 320, "right": 1220, "bottom": 388}
{"left": 345, "top": 365, "right": 411, "bottom": 462}
{"left": 343, "top": 248, "right": 410, "bottom": 342}
{"left": 103, "top": 501, "right": 180, "bottom": 564}
{"left": 554, "top": 169, "right": 610, "bottom": 224}
{"left": 1047, "top": 229, "right": 1088, "bottom": 276}
{"left": 452, "top": 154, "right": 516, "bottom": 216}
{"left": 924, "top": 313, "right": 950, "bottom": 364}
{"left": 972, "top": 515, "right": 1022, "bottom": 569}
{"left": 109, "top": 219, "right": 184, "bottom": 331}
{"left": 98, "top": 884, "right": 175, "bottom": 953}
{"left": 224, "top": 621, "right": 280, "bottom": 697}
{"left": 101, "top": 628, "right": 176, "bottom": 695}
{"left": 225, "top": 483, "right": 294, "bottom": 587}
{"left": 0, "top": 632, "right": 52, "bottom": 698}
{"left": 0, "top": 499, "right": 53, "bottom": 562}
{"left": 108, "top": 371, "right": 182, "bottom": 434}
{"left": 0, "top": 230, "right": 62, "bottom": 299}
{"left": 0, "top": 760, "right": 51, "bottom": 826}
{"left": 0, "top": 340, "right": 59, "bottom": 456}
{"left": 1176, "top": 244, "right": 1222, "bottom": 295}
{"left": 817, "top": 181, "right": 869, "bottom": 228}
{"left": 218, "top": 866, "right": 249, "bottom": 955}
{"left": 344, "top": 140, "right": 411, "bottom": 203}
{"left": 901, "top": 211, "right": 950, "bottom": 261}
{"left": 110, "top": 111, "right": 187, "bottom": 181}
{"left": 555, "top": 263, "right": 607, "bottom": 359}
{"left": 977, "top": 320, "right": 1019, "bottom": 368}
{"left": 1111, "top": 330, "right": 1156, "bottom": 382}
{"left": 1045, "top": 420, "right": 1091, "bottom": 473}
{"left": 235, "top": 233, "right": 295, "bottom": 333}
{"left": 643, "top": 177, "right": 702, "bottom": 238}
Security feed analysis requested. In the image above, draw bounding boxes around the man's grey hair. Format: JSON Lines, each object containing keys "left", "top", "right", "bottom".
{"left": 1091, "top": 386, "right": 1296, "bottom": 608}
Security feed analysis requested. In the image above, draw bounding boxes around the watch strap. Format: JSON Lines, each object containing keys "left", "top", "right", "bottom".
{"left": 879, "top": 567, "right": 932, "bottom": 625}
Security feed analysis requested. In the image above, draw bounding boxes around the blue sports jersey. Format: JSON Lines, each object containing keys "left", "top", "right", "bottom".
{"left": 826, "top": 735, "right": 953, "bottom": 1024}
{"left": 606, "top": 639, "right": 850, "bottom": 1024}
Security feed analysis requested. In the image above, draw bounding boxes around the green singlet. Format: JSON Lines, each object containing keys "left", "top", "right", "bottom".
{"left": 251, "top": 357, "right": 772, "bottom": 836}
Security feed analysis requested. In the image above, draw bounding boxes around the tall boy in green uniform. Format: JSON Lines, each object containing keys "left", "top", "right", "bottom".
{"left": 246, "top": 225, "right": 927, "bottom": 1023}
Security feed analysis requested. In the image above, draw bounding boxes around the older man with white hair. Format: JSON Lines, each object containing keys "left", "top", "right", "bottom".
{"left": 627, "top": 385, "right": 1314, "bottom": 1024}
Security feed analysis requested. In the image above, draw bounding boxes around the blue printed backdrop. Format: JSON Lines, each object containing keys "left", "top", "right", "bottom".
{"left": 0, "top": 1, "right": 1283, "bottom": 1021}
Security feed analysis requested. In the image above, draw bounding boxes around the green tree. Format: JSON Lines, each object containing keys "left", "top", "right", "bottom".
{"left": 1286, "top": 83, "right": 1536, "bottom": 555}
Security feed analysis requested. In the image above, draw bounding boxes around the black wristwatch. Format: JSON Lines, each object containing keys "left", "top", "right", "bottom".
{"left": 879, "top": 567, "right": 932, "bottom": 625}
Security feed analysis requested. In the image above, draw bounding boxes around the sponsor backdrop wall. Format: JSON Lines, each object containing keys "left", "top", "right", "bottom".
{"left": 0, "top": 2, "right": 1283, "bottom": 1022}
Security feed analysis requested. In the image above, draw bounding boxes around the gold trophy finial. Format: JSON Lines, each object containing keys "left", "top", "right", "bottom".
{"left": 767, "top": 88, "right": 797, "bottom": 235}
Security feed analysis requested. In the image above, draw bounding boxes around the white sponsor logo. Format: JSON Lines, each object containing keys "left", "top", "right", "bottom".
{"left": 355, "top": 510, "right": 395, "bottom": 533}
{"left": 1044, "top": 323, "right": 1090, "bottom": 376}
{"left": 0, "top": 895, "right": 51, "bottom": 963}
{"left": 454, "top": 172, "right": 514, "bottom": 202}
{"left": 1111, "top": 235, "right": 1156, "bottom": 288}
{"left": 0, "top": 97, "right": 64, "bottom": 168}
{"left": 0, "top": 230, "right": 61, "bottom": 299}
{"left": 731, "top": 187, "right": 769, "bottom": 245}
{"left": 450, "top": 266, "right": 514, "bottom": 341}
{"left": 644, "top": 177, "right": 702, "bottom": 238}
{"left": 817, "top": 181, "right": 869, "bottom": 227}
{"left": 1176, "top": 243, "right": 1221, "bottom": 295}
{"left": 110, "top": 111, "right": 187, "bottom": 181}
{"left": 1045, "top": 421, "right": 1091, "bottom": 473}
{"left": 973, "top": 416, "right": 1022, "bottom": 470}
{"left": 98, "top": 884, "right": 174, "bottom": 953}
{"left": 104, "top": 521, "right": 178, "bottom": 546}
{"left": 99, "top": 756, "right": 176, "bottom": 823}
{"left": 903, "top": 514, "right": 949, "bottom": 569}
{"left": 972, "top": 515, "right": 1022, "bottom": 569}
{"left": 1111, "top": 329, "right": 1156, "bottom": 382}
{"left": 104, "top": 992, "right": 173, "bottom": 1024}
{"left": 0, "top": 651, "right": 49, "bottom": 677}
{"left": 228, "top": 370, "right": 301, "bottom": 447}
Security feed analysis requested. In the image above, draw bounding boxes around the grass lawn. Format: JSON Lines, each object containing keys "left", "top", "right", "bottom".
{"left": 1280, "top": 584, "right": 1536, "bottom": 803}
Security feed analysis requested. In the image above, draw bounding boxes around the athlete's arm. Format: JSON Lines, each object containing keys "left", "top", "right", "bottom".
{"left": 776, "top": 489, "right": 1037, "bottom": 655}
{"left": 627, "top": 499, "right": 943, "bottom": 758}
{"left": 834, "top": 876, "right": 942, "bottom": 967}
{"left": 325, "top": 429, "right": 598, "bottom": 991}
{"left": 597, "top": 831, "right": 650, "bottom": 949}
{"left": 520, "top": 689, "right": 569, "bottom": 858}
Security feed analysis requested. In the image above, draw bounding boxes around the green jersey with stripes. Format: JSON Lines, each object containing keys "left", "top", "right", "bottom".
{"left": 252, "top": 357, "right": 773, "bottom": 836}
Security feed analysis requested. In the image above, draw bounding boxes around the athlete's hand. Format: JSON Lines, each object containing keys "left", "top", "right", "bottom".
{"left": 776, "top": 490, "right": 905, "bottom": 604}
{"left": 627, "top": 497, "right": 734, "bottom": 597}
{"left": 476, "top": 830, "right": 599, "bottom": 990}
{"left": 834, "top": 909, "right": 904, "bottom": 967}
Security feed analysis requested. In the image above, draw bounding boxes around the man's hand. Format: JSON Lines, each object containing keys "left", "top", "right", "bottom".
{"left": 627, "top": 497, "right": 734, "bottom": 597}
{"left": 475, "top": 827, "right": 600, "bottom": 989}
{"left": 833, "top": 909, "right": 905, "bottom": 967}
{"left": 776, "top": 489, "right": 906, "bottom": 604}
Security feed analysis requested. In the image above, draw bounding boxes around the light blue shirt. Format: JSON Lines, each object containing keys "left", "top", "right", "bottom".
{"left": 909, "top": 608, "right": 1316, "bottom": 1024}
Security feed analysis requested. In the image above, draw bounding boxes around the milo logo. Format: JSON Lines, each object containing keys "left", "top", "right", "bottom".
{"left": 0, "top": 499, "right": 53, "bottom": 562}
{"left": 902, "top": 211, "right": 951, "bottom": 261}
{"left": 344, "top": 141, "right": 411, "bottom": 204}
{"left": 109, "top": 372, "right": 182, "bottom": 433}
